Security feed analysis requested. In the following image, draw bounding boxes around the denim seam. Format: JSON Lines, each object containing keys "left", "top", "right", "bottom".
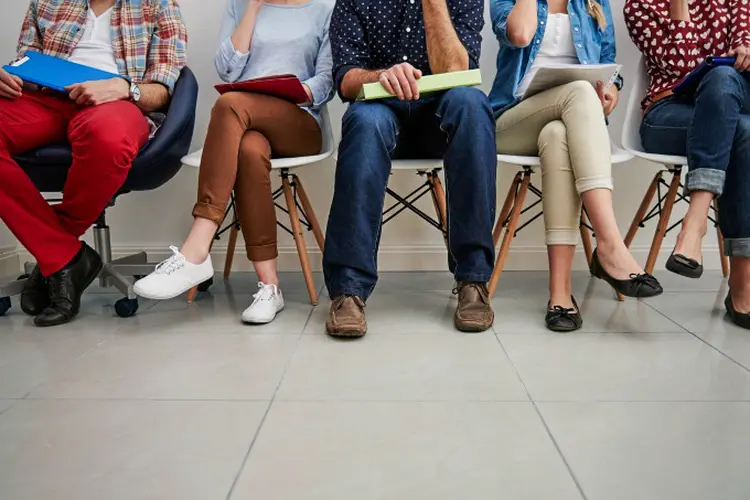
{"left": 435, "top": 109, "right": 459, "bottom": 274}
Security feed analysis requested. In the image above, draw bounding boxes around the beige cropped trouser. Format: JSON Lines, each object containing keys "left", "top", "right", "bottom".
{"left": 496, "top": 81, "right": 613, "bottom": 245}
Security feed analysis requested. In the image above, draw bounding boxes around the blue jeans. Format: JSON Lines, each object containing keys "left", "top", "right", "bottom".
{"left": 640, "top": 66, "right": 750, "bottom": 257}
{"left": 323, "top": 87, "right": 497, "bottom": 299}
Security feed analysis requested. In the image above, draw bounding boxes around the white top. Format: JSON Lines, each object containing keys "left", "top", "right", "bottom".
{"left": 68, "top": 7, "right": 119, "bottom": 74}
{"left": 515, "top": 14, "right": 578, "bottom": 97}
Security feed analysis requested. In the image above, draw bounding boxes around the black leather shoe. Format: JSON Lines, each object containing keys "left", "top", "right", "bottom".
{"left": 590, "top": 248, "right": 663, "bottom": 298}
{"left": 545, "top": 296, "right": 583, "bottom": 332}
{"left": 666, "top": 248, "right": 703, "bottom": 279}
{"left": 20, "top": 265, "right": 49, "bottom": 316}
{"left": 725, "top": 293, "right": 750, "bottom": 330}
{"left": 34, "top": 243, "right": 103, "bottom": 328}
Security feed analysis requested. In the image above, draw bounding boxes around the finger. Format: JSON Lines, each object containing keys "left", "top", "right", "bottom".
{"left": 67, "top": 85, "right": 83, "bottom": 100}
{"left": 77, "top": 92, "right": 92, "bottom": 106}
{"left": 596, "top": 81, "right": 606, "bottom": 104}
{"left": 0, "top": 81, "right": 21, "bottom": 99}
{"left": 387, "top": 73, "right": 405, "bottom": 100}
{"left": 740, "top": 52, "right": 750, "bottom": 71}
{"left": 0, "top": 72, "right": 22, "bottom": 93}
{"left": 379, "top": 73, "right": 395, "bottom": 96}
{"left": 404, "top": 67, "right": 420, "bottom": 100}
{"left": 392, "top": 66, "right": 412, "bottom": 100}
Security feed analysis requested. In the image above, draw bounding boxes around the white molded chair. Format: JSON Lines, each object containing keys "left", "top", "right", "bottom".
{"left": 621, "top": 57, "right": 729, "bottom": 277}
{"left": 183, "top": 106, "right": 336, "bottom": 305}
{"left": 489, "top": 145, "right": 633, "bottom": 297}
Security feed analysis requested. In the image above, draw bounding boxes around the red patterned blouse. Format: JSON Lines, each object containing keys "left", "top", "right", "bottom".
{"left": 624, "top": 0, "right": 750, "bottom": 108}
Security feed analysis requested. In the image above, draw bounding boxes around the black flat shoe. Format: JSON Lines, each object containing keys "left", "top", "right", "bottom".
{"left": 545, "top": 296, "right": 583, "bottom": 332}
{"left": 666, "top": 249, "right": 703, "bottom": 279}
{"left": 34, "top": 243, "right": 102, "bottom": 328}
{"left": 590, "top": 248, "right": 663, "bottom": 298}
{"left": 20, "top": 265, "right": 49, "bottom": 316}
{"left": 725, "top": 293, "right": 750, "bottom": 330}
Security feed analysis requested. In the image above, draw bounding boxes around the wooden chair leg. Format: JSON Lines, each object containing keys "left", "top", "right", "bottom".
{"left": 714, "top": 198, "right": 730, "bottom": 278}
{"left": 429, "top": 173, "right": 449, "bottom": 249}
{"left": 494, "top": 171, "right": 522, "bottom": 247}
{"left": 645, "top": 168, "right": 681, "bottom": 275}
{"left": 625, "top": 172, "right": 662, "bottom": 249}
{"left": 223, "top": 224, "right": 239, "bottom": 279}
{"left": 282, "top": 175, "right": 318, "bottom": 305}
{"left": 488, "top": 170, "right": 531, "bottom": 296}
{"left": 580, "top": 210, "right": 594, "bottom": 269}
{"left": 294, "top": 175, "right": 326, "bottom": 253}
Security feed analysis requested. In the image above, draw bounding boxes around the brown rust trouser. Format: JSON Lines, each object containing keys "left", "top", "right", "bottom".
{"left": 193, "top": 92, "right": 322, "bottom": 262}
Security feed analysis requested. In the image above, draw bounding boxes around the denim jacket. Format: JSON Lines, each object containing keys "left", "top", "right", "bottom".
{"left": 488, "top": 0, "right": 617, "bottom": 116}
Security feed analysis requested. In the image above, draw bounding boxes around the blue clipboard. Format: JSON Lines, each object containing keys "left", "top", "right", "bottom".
{"left": 674, "top": 56, "right": 736, "bottom": 95}
{"left": 2, "top": 51, "right": 123, "bottom": 92}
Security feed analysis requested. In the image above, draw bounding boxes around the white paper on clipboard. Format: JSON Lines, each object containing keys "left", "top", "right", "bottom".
{"left": 516, "top": 63, "right": 622, "bottom": 100}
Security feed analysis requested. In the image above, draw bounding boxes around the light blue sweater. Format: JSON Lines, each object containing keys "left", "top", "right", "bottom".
{"left": 214, "top": 0, "right": 334, "bottom": 117}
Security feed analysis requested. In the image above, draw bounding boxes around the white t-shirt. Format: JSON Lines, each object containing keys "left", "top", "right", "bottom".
{"left": 515, "top": 13, "right": 579, "bottom": 97}
{"left": 68, "top": 7, "right": 119, "bottom": 74}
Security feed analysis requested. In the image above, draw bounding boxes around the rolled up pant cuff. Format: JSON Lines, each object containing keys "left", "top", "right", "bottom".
{"left": 724, "top": 238, "right": 750, "bottom": 258}
{"left": 246, "top": 243, "right": 278, "bottom": 262}
{"left": 576, "top": 176, "right": 613, "bottom": 194}
{"left": 192, "top": 202, "right": 227, "bottom": 226}
{"left": 546, "top": 229, "right": 579, "bottom": 246}
{"left": 686, "top": 169, "right": 725, "bottom": 197}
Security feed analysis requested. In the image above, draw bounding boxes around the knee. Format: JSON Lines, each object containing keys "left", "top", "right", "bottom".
{"left": 538, "top": 121, "right": 567, "bottom": 152}
{"left": 238, "top": 133, "right": 271, "bottom": 170}
{"left": 212, "top": 92, "right": 247, "bottom": 118}
{"left": 439, "top": 86, "right": 493, "bottom": 118}
{"left": 342, "top": 102, "right": 397, "bottom": 147}
{"left": 699, "top": 65, "right": 743, "bottom": 95}
{"left": 560, "top": 80, "right": 601, "bottom": 109}
{"left": 75, "top": 127, "right": 139, "bottom": 167}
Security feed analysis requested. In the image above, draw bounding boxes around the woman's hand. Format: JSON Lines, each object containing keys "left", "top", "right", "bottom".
{"left": 596, "top": 81, "right": 619, "bottom": 116}
{"left": 730, "top": 46, "right": 750, "bottom": 72}
{"left": 301, "top": 83, "right": 313, "bottom": 106}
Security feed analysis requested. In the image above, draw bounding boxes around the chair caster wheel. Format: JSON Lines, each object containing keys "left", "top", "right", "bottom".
{"left": 197, "top": 277, "right": 214, "bottom": 292}
{"left": 115, "top": 298, "right": 139, "bottom": 318}
{"left": 0, "top": 297, "right": 10, "bottom": 316}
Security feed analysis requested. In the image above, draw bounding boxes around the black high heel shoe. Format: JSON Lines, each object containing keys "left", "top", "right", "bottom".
{"left": 590, "top": 249, "right": 663, "bottom": 298}
{"left": 725, "top": 293, "right": 750, "bottom": 330}
{"left": 545, "top": 296, "right": 583, "bottom": 332}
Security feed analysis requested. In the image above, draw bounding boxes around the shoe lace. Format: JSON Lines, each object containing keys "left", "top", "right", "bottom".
{"left": 628, "top": 273, "right": 657, "bottom": 291}
{"left": 332, "top": 295, "right": 365, "bottom": 311}
{"left": 252, "top": 282, "right": 277, "bottom": 305}
{"left": 154, "top": 246, "right": 186, "bottom": 275}
{"left": 548, "top": 305, "right": 577, "bottom": 320}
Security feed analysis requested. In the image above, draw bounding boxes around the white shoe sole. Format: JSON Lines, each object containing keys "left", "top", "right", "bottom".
{"left": 242, "top": 304, "right": 285, "bottom": 325}
{"left": 134, "top": 270, "right": 214, "bottom": 301}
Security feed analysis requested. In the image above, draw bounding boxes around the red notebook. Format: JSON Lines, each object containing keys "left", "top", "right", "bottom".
{"left": 214, "top": 74, "right": 309, "bottom": 104}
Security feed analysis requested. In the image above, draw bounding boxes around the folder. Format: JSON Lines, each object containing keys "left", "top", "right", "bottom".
{"left": 674, "top": 56, "right": 737, "bottom": 95}
{"left": 3, "top": 51, "right": 122, "bottom": 92}
{"left": 357, "top": 69, "right": 482, "bottom": 101}
{"left": 215, "top": 74, "right": 310, "bottom": 104}
{"left": 516, "top": 63, "right": 622, "bottom": 100}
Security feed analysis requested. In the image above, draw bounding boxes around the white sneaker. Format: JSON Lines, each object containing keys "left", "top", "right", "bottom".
{"left": 133, "top": 246, "right": 214, "bottom": 300}
{"left": 242, "top": 282, "right": 284, "bottom": 324}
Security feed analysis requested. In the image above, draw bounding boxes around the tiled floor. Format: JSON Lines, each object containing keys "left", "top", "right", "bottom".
{"left": 1, "top": 271, "right": 750, "bottom": 500}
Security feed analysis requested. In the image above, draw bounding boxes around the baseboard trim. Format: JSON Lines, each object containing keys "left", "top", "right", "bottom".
{"left": 7, "top": 243, "right": 725, "bottom": 274}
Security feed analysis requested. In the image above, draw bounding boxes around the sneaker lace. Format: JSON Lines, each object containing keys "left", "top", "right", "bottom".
{"left": 154, "top": 246, "right": 186, "bottom": 275}
{"left": 252, "top": 282, "right": 277, "bottom": 305}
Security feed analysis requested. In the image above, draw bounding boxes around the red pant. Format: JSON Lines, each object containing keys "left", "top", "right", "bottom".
{"left": 0, "top": 91, "right": 149, "bottom": 276}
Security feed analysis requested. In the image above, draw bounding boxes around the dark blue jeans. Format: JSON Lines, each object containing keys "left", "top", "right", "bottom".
{"left": 640, "top": 66, "right": 750, "bottom": 257}
{"left": 323, "top": 87, "right": 497, "bottom": 299}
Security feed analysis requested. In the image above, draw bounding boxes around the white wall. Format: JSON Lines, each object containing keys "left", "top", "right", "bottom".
{"left": 0, "top": 0, "right": 713, "bottom": 272}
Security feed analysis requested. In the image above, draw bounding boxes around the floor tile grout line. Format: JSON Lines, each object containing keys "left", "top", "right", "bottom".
{"left": 224, "top": 302, "right": 315, "bottom": 500}
{"left": 492, "top": 333, "right": 589, "bottom": 500}
{"left": 643, "top": 300, "right": 750, "bottom": 374}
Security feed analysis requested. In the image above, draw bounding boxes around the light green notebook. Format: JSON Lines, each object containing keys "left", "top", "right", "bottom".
{"left": 357, "top": 69, "right": 482, "bottom": 101}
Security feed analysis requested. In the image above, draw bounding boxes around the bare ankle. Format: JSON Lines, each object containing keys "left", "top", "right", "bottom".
{"left": 180, "top": 246, "right": 209, "bottom": 265}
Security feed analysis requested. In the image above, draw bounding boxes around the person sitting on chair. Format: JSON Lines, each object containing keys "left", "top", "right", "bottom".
{"left": 134, "top": 0, "right": 334, "bottom": 325}
{"left": 490, "top": 0, "right": 663, "bottom": 332}
{"left": 0, "top": 0, "right": 187, "bottom": 327}
{"left": 625, "top": 0, "right": 750, "bottom": 330}
{"left": 323, "top": 0, "right": 497, "bottom": 338}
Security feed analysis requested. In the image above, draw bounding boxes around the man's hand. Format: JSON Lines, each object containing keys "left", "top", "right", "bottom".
{"left": 301, "top": 83, "right": 313, "bottom": 106}
{"left": 379, "top": 63, "right": 423, "bottom": 101}
{"left": 596, "top": 81, "right": 619, "bottom": 116}
{"left": 730, "top": 46, "right": 750, "bottom": 72}
{"left": 66, "top": 78, "right": 130, "bottom": 106}
{"left": 0, "top": 68, "right": 23, "bottom": 100}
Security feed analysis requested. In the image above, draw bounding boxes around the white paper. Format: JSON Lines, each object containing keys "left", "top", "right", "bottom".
{"left": 515, "top": 63, "right": 622, "bottom": 100}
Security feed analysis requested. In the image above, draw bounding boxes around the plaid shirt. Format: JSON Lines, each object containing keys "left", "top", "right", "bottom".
{"left": 17, "top": 0, "right": 187, "bottom": 93}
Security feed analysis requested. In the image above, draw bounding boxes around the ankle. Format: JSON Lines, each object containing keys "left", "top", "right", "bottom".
{"left": 180, "top": 246, "right": 209, "bottom": 265}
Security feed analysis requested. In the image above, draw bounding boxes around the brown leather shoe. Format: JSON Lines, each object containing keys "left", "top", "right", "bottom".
{"left": 326, "top": 296, "right": 367, "bottom": 338}
{"left": 454, "top": 282, "right": 494, "bottom": 332}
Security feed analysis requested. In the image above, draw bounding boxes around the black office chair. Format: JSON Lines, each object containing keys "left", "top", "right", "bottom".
{"left": 0, "top": 67, "right": 199, "bottom": 318}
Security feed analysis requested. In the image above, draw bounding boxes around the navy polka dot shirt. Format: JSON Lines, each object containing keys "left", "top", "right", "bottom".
{"left": 330, "top": 0, "right": 485, "bottom": 99}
